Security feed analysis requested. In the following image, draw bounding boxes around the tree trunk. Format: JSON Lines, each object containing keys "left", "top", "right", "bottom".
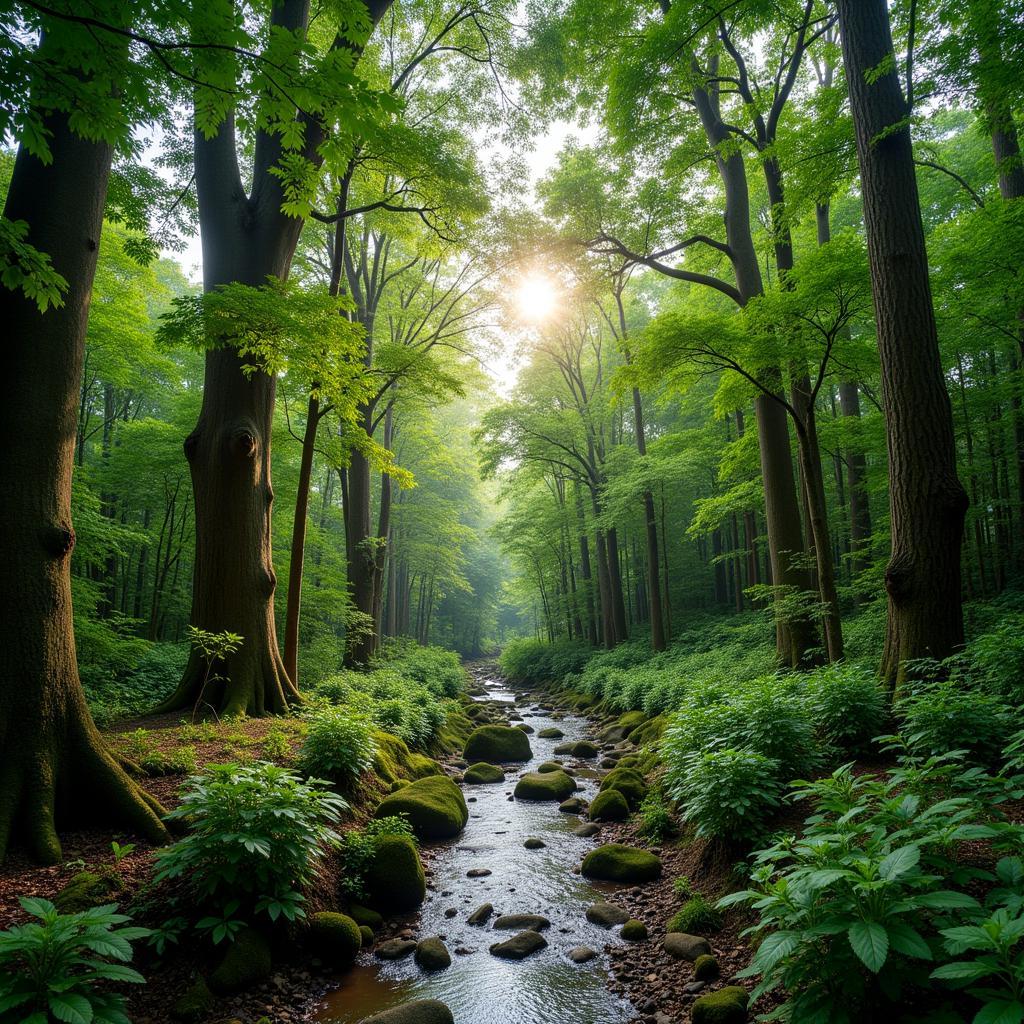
{"left": 0, "top": 107, "right": 167, "bottom": 864}
{"left": 837, "top": 0, "right": 968, "bottom": 684}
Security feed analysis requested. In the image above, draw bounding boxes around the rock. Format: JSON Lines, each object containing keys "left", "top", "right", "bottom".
{"left": 488, "top": 930, "right": 548, "bottom": 960}
{"left": 360, "top": 999, "right": 455, "bottom": 1024}
{"left": 415, "top": 936, "right": 452, "bottom": 971}
{"left": 467, "top": 903, "right": 494, "bottom": 925}
{"left": 516, "top": 724, "right": 535, "bottom": 734}
{"left": 348, "top": 904, "right": 383, "bottom": 931}
{"left": 598, "top": 725, "right": 628, "bottom": 744}
{"left": 568, "top": 946, "right": 598, "bottom": 963}
{"left": 307, "top": 912, "right": 361, "bottom": 966}
{"left": 598, "top": 767, "right": 646, "bottom": 809}
{"left": 492, "top": 914, "right": 550, "bottom": 931}
{"left": 53, "top": 870, "right": 122, "bottom": 913}
{"left": 663, "top": 932, "right": 712, "bottom": 962}
{"left": 514, "top": 770, "right": 578, "bottom": 801}
{"left": 694, "top": 954, "right": 720, "bottom": 981}
{"left": 537, "top": 727, "right": 564, "bottom": 739}
{"left": 467, "top": 867, "right": 492, "bottom": 877}
{"left": 462, "top": 762, "right": 505, "bottom": 784}
{"left": 599, "top": 757, "right": 619, "bottom": 769}
{"left": 691, "top": 986, "right": 749, "bottom": 1024}
{"left": 536, "top": 760, "right": 569, "bottom": 774}
{"left": 621, "top": 919, "right": 648, "bottom": 941}
{"left": 374, "top": 775, "right": 469, "bottom": 840}
{"left": 524, "top": 837, "right": 546, "bottom": 849}
{"left": 376, "top": 938, "right": 418, "bottom": 960}
{"left": 617, "top": 710, "right": 647, "bottom": 737}
{"left": 359, "top": 925, "right": 375, "bottom": 947}
{"left": 684, "top": 981, "right": 707, "bottom": 994}
{"left": 172, "top": 979, "right": 215, "bottom": 1022}
{"left": 570, "top": 740, "right": 599, "bottom": 759}
{"left": 553, "top": 742, "right": 575, "bottom": 755}
{"left": 464, "top": 725, "right": 533, "bottom": 763}
{"left": 584, "top": 900, "right": 627, "bottom": 926}
{"left": 365, "top": 835, "right": 426, "bottom": 912}
{"left": 580, "top": 844, "right": 662, "bottom": 883}
{"left": 560, "top": 797, "right": 588, "bottom": 814}
{"left": 588, "top": 789, "right": 630, "bottom": 822}
{"left": 209, "top": 928, "right": 272, "bottom": 994}
{"left": 574, "top": 822, "right": 601, "bottom": 837}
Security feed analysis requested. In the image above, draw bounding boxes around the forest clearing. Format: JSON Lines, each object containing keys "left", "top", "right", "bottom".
{"left": 2, "top": 1, "right": 1024, "bottom": 1023}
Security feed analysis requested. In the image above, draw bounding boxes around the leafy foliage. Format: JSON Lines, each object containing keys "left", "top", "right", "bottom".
{"left": 297, "top": 705, "right": 377, "bottom": 789}
{"left": 337, "top": 816, "right": 417, "bottom": 900}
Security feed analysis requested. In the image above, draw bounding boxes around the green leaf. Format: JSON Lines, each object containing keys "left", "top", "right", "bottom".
{"left": 49, "top": 992, "right": 94, "bottom": 1024}
{"left": 848, "top": 920, "right": 889, "bottom": 973}
{"left": 878, "top": 844, "right": 920, "bottom": 881}
{"left": 886, "top": 921, "right": 932, "bottom": 960}
{"left": 930, "top": 960, "right": 993, "bottom": 982}
{"left": 974, "top": 1001, "right": 1024, "bottom": 1024}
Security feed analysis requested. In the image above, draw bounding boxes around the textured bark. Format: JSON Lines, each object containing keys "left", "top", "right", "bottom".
{"left": 837, "top": 0, "right": 968, "bottom": 683}
{"left": 0, "top": 108, "right": 168, "bottom": 863}
{"left": 631, "top": 384, "right": 666, "bottom": 651}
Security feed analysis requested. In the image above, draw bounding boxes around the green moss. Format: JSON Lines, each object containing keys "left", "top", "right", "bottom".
{"left": 308, "top": 912, "right": 361, "bottom": 966}
{"left": 580, "top": 844, "right": 662, "bottom": 883}
{"left": 374, "top": 775, "right": 468, "bottom": 840}
{"left": 209, "top": 927, "right": 272, "bottom": 994}
{"left": 691, "top": 986, "right": 748, "bottom": 1024}
{"left": 588, "top": 789, "right": 630, "bottom": 822}
{"left": 629, "top": 715, "right": 667, "bottom": 749}
{"left": 599, "top": 767, "right": 646, "bottom": 809}
{"left": 372, "top": 731, "right": 442, "bottom": 786}
{"left": 514, "top": 770, "right": 579, "bottom": 801}
{"left": 348, "top": 903, "right": 383, "bottom": 931}
{"left": 463, "top": 725, "right": 532, "bottom": 762}
{"left": 52, "top": 870, "right": 122, "bottom": 913}
{"left": 617, "top": 711, "right": 647, "bottom": 736}
{"left": 463, "top": 762, "right": 505, "bottom": 784}
{"left": 694, "top": 954, "right": 720, "bottom": 981}
{"left": 667, "top": 895, "right": 723, "bottom": 935}
{"left": 359, "top": 925, "right": 374, "bottom": 947}
{"left": 536, "top": 761, "right": 568, "bottom": 774}
{"left": 570, "top": 740, "right": 599, "bottom": 758}
{"left": 365, "top": 834, "right": 426, "bottom": 912}
{"left": 172, "top": 978, "right": 215, "bottom": 1022}
{"left": 621, "top": 918, "right": 648, "bottom": 941}
{"left": 537, "top": 727, "right": 564, "bottom": 738}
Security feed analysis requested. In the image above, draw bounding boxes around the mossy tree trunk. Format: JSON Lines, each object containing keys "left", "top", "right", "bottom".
{"left": 0, "top": 109, "right": 168, "bottom": 864}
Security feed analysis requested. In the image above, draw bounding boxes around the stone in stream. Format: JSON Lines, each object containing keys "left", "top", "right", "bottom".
{"left": 523, "top": 837, "right": 545, "bottom": 849}
{"left": 663, "top": 932, "right": 712, "bottom": 961}
{"left": 488, "top": 930, "right": 548, "bottom": 960}
{"left": 464, "top": 725, "right": 532, "bottom": 763}
{"left": 414, "top": 936, "right": 451, "bottom": 971}
{"left": 537, "top": 727, "right": 564, "bottom": 739}
{"left": 375, "top": 938, "right": 417, "bottom": 960}
{"left": 462, "top": 762, "right": 504, "bottom": 784}
{"left": 516, "top": 724, "right": 535, "bottom": 734}
{"left": 466, "top": 867, "right": 491, "bottom": 877}
{"left": 580, "top": 844, "right": 662, "bottom": 883}
{"left": 360, "top": 999, "right": 455, "bottom": 1024}
{"left": 568, "top": 946, "right": 598, "bottom": 964}
{"left": 492, "top": 914, "right": 550, "bottom": 932}
{"left": 588, "top": 789, "right": 630, "bottom": 822}
{"left": 466, "top": 903, "right": 493, "bottom": 925}
{"left": 559, "top": 797, "right": 588, "bottom": 814}
{"left": 514, "top": 770, "right": 577, "bottom": 801}
{"left": 585, "top": 902, "right": 630, "bottom": 928}
{"left": 574, "top": 822, "right": 600, "bottom": 837}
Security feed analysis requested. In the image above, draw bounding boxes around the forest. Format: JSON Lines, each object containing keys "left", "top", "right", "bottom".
{"left": 1, "top": 1, "right": 1023, "bottom": 1024}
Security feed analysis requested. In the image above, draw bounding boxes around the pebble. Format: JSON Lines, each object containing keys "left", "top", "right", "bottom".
{"left": 466, "top": 868, "right": 492, "bottom": 878}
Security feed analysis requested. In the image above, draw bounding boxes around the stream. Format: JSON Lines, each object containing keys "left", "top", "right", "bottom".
{"left": 313, "top": 668, "right": 635, "bottom": 1024}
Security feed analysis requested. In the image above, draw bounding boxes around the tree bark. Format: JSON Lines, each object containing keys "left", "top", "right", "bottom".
{"left": 837, "top": 0, "right": 968, "bottom": 684}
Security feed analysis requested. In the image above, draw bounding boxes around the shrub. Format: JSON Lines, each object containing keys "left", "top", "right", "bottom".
{"left": 803, "top": 661, "right": 888, "bottom": 753}
{"left": 0, "top": 897, "right": 149, "bottom": 1024}
{"left": 298, "top": 705, "right": 377, "bottom": 788}
{"left": 155, "top": 762, "right": 345, "bottom": 930}
{"left": 338, "top": 816, "right": 416, "bottom": 899}
{"left": 377, "top": 639, "right": 466, "bottom": 698}
{"left": 667, "top": 747, "right": 784, "bottom": 845}
{"left": 637, "top": 790, "right": 675, "bottom": 841}
{"left": 667, "top": 894, "right": 722, "bottom": 935}
{"left": 498, "top": 637, "right": 591, "bottom": 685}
{"left": 963, "top": 610, "right": 1024, "bottom": 699}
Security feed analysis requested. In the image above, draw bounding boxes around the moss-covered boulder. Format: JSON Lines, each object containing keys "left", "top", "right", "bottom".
{"left": 560, "top": 797, "right": 588, "bottom": 814}
{"left": 617, "top": 711, "right": 647, "bottom": 736}
{"left": 415, "top": 936, "right": 451, "bottom": 971}
{"left": 489, "top": 930, "right": 548, "bottom": 960}
{"left": 514, "top": 770, "right": 578, "bottom": 801}
{"left": 536, "top": 760, "right": 570, "bottom": 774}
{"left": 691, "top": 986, "right": 749, "bottom": 1024}
{"left": 694, "top": 954, "right": 720, "bottom": 981}
{"left": 308, "top": 912, "right": 361, "bottom": 967}
{"left": 570, "top": 740, "right": 599, "bottom": 759}
{"left": 628, "top": 715, "right": 666, "bottom": 749}
{"left": 359, "top": 925, "right": 374, "bottom": 947}
{"left": 663, "top": 932, "right": 712, "bottom": 961}
{"left": 361, "top": 1000, "right": 454, "bottom": 1024}
{"left": 462, "top": 762, "right": 505, "bottom": 784}
{"left": 53, "top": 870, "right": 122, "bottom": 913}
{"left": 209, "top": 928, "right": 272, "bottom": 994}
{"left": 172, "top": 978, "right": 215, "bottom": 1022}
{"left": 621, "top": 919, "right": 648, "bottom": 941}
{"left": 348, "top": 903, "right": 383, "bottom": 931}
{"left": 580, "top": 844, "right": 662, "bottom": 883}
{"left": 537, "top": 727, "right": 564, "bottom": 739}
{"left": 516, "top": 723, "right": 535, "bottom": 734}
{"left": 374, "top": 775, "right": 468, "bottom": 840}
{"left": 373, "top": 731, "right": 442, "bottom": 786}
{"left": 598, "top": 767, "right": 646, "bottom": 809}
{"left": 365, "top": 835, "right": 426, "bottom": 912}
{"left": 588, "top": 789, "right": 630, "bottom": 822}
{"left": 463, "top": 725, "right": 532, "bottom": 762}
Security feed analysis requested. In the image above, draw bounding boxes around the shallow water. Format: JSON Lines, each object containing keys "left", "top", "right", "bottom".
{"left": 313, "top": 675, "right": 634, "bottom": 1024}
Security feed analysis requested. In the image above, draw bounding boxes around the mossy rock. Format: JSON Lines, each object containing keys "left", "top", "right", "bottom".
{"left": 514, "top": 770, "right": 578, "bottom": 801}
{"left": 359, "top": 925, "right": 374, "bottom": 947}
{"left": 621, "top": 919, "right": 648, "bottom": 941}
{"left": 628, "top": 715, "right": 667, "bottom": 749}
{"left": 365, "top": 834, "right": 426, "bottom": 912}
{"left": 667, "top": 895, "right": 723, "bottom": 935}
{"left": 348, "top": 903, "right": 383, "bottom": 931}
{"left": 617, "top": 711, "right": 647, "bottom": 736}
{"left": 308, "top": 912, "right": 361, "bottom": 967}
{"left": 692, "top": 986, "right": 749, "bottom": 1024}
{"left": 362, "top": 1000, "right": 454, "bottom": 1024}
{"left": 463, "top": 762, "right": 505, "bottom": 785}
{"left": 536, "top": 761, "right": 569, "bottom": 774}
{"left": 463, "top": 725, "right": 532, "bottom": 763}
{"left": 598, "top": 767, "right": 646, "bottom": 809}
{"left": 616, "top": 754, "right": 642, "bottom": 769}
{"left": 209, "top": 928, "right": 272, "bottom": 995}
{"left": 53, "top": 870, "right": 122, "bottom": 913}
{"left": 694, "top": 954, "right": 720, "bottom": 981}
{"left": 374, "top": 775, "right": 468, "bottom": 840}
{"left": 588, "top": 789, "right": 630, "bottom": 822}
{"left": 172, "top": 978, "right": 215, "bottom": 1022}
{"left": 580, "top": 844, "right": 662, "bottom": 883}
{"left": 415, "top": 936, "right": 451, "bottom": 971}
{"left": 372, "top": 731, "right": 442, "bottom": 786}
{"left": 537, "top": 727, "right": 564, "bottom": 739}
{"left": 570, "top": 740, "right": 599, "bottom": 759}
{"left": 516, "top": 723, "right": 535, "bottom": 734}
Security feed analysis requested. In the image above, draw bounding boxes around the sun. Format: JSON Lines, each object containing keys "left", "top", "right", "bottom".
{"left": 514, "top": 274, "right": 558, "bottom": 322}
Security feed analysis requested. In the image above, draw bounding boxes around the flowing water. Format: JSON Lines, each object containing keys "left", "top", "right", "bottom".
{"left": 313, "top": 671, "right": 634, "bottom": 1024}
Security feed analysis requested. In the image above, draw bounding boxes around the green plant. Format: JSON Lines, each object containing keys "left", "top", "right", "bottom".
{"left": 802, "top": 661, "right": 888, "bottom": 753}
{"left": 673, "top": 876, "right": 693, "bottom": 899}
{"left": 154, "top": 762, "right": 345, "bottom": 932}
{"left": 186, "top": 626, "right": 243, "bottom": 722}
{"left": 298, "top": 705, "right": 376, "bottom": 788}
{"left": 338, "top": 817, "right": 416, "bottom": 899}
{"left": 0, "top": 898, "right": 149, "bottom": 1024}
{"left": 667, "top": 747, "right": 784, "bottom": 845}
{"left": 668, "top": 894, "right": 722, "bottom": 934}
{"left": 263, "top": 723, "right": 292, "bottom": 761}
{"left": 637, "top": 790, "right": 675, "bottom": 841}
{"left": 110, "top": 841, "right": 135, "bottom": 865}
